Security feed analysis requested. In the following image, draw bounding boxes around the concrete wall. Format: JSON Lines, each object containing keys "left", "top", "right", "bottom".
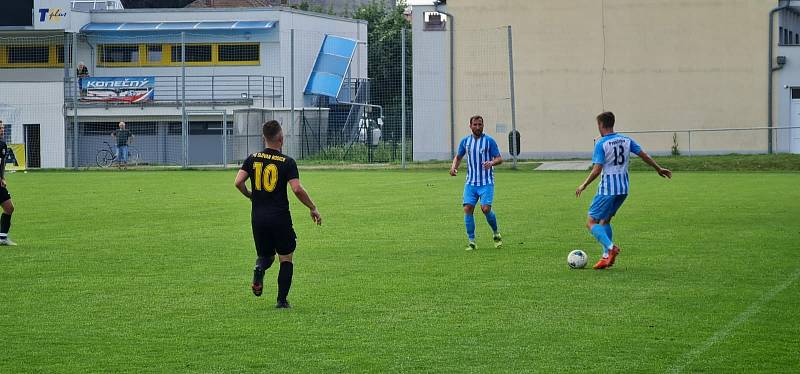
{"left": 0, "top": 82, "right": 65, "bottom": 167}
{"left": 411, "top": 5, "right": 450, "bottom": 161}
{"left": 414, "top": 0, "right": 776, "bottom": 159}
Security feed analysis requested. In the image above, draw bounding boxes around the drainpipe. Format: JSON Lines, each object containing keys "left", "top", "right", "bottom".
{"left": 435, "top": 1, "right": 455, "bottom": 158}
{"left": 769, "top": 0, "right": 792, "bottom": 154}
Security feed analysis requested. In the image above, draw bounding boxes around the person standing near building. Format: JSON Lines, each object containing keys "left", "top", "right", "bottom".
{"left": 449, "top": 115, "right": 503, "bottom": 251}
{"left": 234, "top": 120, "right": 322, "bottom": 309}
{"left": 575, "top": 111, "right": 671, "bottom": 269}
{"left": 111, "top": 122, "right": 133, "bottom": 169}
{"left": 0, "top": 120, "right": 17, "bottom": 246}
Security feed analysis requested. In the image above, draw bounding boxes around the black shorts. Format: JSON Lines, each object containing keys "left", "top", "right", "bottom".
{"left": 0, "top": 187, "right": 10, "bottom": 204}
{"left": 252, "top": 220, "right": 297, "bottom": 257}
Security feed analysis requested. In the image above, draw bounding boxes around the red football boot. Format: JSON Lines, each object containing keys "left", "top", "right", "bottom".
{"left": 593, "top": 257, "right": 611, "bottom": 270}
{"left": 607, "top": 246, "right": 621, "bottom": 267}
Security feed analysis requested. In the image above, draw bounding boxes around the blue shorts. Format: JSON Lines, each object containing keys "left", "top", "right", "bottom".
{"left": 588, "top": 194, "right": 627, "bottom": 221}
{"left": 463, "top": 184, "right": 494, "bottom": 207}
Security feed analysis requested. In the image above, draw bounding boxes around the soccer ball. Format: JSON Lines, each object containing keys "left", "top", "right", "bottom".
{"left": 567, "top": 249, "right": 588, "bottom": 269}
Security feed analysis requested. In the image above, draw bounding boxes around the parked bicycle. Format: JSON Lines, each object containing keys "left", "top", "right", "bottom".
{"left": 96, "top": 141, "right": 141, "bottom": 167}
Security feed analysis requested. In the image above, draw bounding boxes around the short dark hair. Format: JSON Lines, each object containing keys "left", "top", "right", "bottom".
{"left": 262, "top": 120, "right": 282, "bottom": 142}
{"left": 469, "top": 115, "right": 483, "bottom": 124}
{"left": 596, "top": 111, "right": 615, "bottom": 128}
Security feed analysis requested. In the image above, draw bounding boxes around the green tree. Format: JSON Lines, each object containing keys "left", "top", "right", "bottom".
{"left": 352, "top": 1, "right": 412, "bottom": 142}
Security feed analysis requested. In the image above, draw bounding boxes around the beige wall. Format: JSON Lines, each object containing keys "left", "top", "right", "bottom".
{"left": 448, "top": 0, "right": 774, "bottom": 157}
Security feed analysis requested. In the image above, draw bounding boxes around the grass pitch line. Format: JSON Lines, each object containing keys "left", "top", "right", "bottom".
{"left": 668, "top": 268, "right": 800, "bottom": 373}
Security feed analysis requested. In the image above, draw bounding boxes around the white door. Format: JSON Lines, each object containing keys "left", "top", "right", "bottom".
{"left": 792, "top": 99, "right": 800, "bottom": 153}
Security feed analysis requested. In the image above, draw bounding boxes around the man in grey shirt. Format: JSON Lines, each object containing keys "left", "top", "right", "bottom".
{"left": 111, "top": 122, "right": 133, "bottom": 169}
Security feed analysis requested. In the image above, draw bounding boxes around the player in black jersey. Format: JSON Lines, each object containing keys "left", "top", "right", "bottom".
{"left": 234, "top": 120, "right": 321, "bottom": 308}
{"left": 0, "top": 121, "right": 16, "bottom": 246}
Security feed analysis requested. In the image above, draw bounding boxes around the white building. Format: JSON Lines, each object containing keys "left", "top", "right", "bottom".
{"left": 0, "top": 0, "right": 367, "bottom": 167}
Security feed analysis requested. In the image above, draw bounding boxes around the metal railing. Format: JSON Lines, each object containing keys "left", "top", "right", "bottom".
{"left": 602, "top": 126, "right": 800, "bottom": 155}
{"left": 65, "top": 75, "right": 284, "bottom": 108}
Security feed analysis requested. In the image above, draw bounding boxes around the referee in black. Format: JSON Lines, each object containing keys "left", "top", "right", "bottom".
{"left": 234, "top": 120, "right": 321, "bottom": 308}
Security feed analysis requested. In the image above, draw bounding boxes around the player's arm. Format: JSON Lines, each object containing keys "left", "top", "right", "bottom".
{"left": 289, "top": 178, "right": 322, "bottom": 225}
{"left": 234, "top": 169, "right": 251, "bottom": 199}
{"left": 449, "top": 154, "right": 463, "bottom": 176}
{"left": 576, "top": 164, "right": 603, "bottom": 197}
{"left": 483, "top": 140, "right": 503, "bottom": 170}
{"left": 450, "top": 139, "right": 467, "bottom": 176}
{"left": 635, "top": 150, "right": 672, "bottom": 179}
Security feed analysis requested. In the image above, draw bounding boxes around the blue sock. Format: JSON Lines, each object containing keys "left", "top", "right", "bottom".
{"left": 604, "top": 224, "right": 613, "bottom": 241}
{"left": 464, "top": 214, "right": 475, "bottom": 241}
{"left": 484, "top": 210, "right": 498, "bottom": 234}
{"left": 590, "top": 225, "right": 613, "bottom": 256}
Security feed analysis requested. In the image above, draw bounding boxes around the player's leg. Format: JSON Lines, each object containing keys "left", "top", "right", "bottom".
{"left": 587, "top": 195, "right": 615, "bottom": 269}
{"left": 275, "top": 227, "right": 297, "bottom": 308}
{"left": 251, "top": 222, "right": 273, "bottom": 296}
{"left": 604, "top": 195, "right": 627, "bottom": 267}
{"left": 463, "top": 184, "right": 478, "bottom": 250}
{"left": 0, "top": 194, "right": 15, "bottom": 246}
{"left": 478, "top": 185, "right": 501, "bottom": 248}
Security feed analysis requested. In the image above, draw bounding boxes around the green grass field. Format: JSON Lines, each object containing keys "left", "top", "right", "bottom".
{"left": 1, "top": 167, "right": 799, "bottom": 372}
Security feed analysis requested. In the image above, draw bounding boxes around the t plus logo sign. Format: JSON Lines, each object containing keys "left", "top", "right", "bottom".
{"left": 38, "top": 8, "right": 67, "bottom": 22}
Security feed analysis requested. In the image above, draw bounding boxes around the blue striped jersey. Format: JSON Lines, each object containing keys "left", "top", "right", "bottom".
{"left": 458, "top": 134, "right": 501, "bottom": 186}
{"left": 592, "top": 133, "right": 642, "bottom": 196}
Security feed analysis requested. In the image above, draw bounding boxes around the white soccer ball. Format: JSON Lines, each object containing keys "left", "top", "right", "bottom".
{"left": 567, "top": 249, "right": 588, "bottom": 269}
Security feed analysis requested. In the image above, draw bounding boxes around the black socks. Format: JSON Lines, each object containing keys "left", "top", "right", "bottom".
{"left": 0, "top": 213, "right": 11, "bottom": 236}
{"left": 277, "top": 261, "right": 294, "bottom": 302}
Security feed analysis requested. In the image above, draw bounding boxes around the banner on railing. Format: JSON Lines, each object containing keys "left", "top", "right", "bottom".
{"left": 81, "top": 77, "right": 155, "bottom": 103}
{"left": 5, "top": 144, "right": 26, "bottom": 171}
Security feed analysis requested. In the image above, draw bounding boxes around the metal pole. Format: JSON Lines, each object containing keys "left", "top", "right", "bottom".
{"left": 181, "top": 32, "right": 188, "bottom": 168}
{"left": 223, "top": 111, "right": 228, "bottom": 168}
{"left": 687, "top": 131, "right": 692, "bottom": 157}
{"left": 507, "top": 25, "right": 518, "bottom": 169}
{"left": 290, "top": 29, "right": 295, "bottom": 141}
{"left": 72, "top": 33, "right": 79, "bottom": 169}
{"left": 401, "top": 28, "right": 407, "bottom": 169}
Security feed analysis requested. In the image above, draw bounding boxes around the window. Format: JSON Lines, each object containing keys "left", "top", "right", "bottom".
{"left": 56, "top": 45, "right": 72, "bottom": 64}
{"left": 146, "top": 44, "right": 162, "bottom": 64}
{"left": 218, "top": 44, "right": 259, "bottom": 63}
{"left": 8, "top": 46, "right": 49, "bottom": 64}
{"left": 171, "top": 44, "right": 212, "bottom": 63}
{"left": 97, "top": 43, "right": 260, "bottom": 67}
{"left": 100, "top": 45, "right": 139, "bottom": 64}
{"left": 424, "top": 12, "right": 447, "bottom": 31}
{"left": 792, "top": 88, "right": 800, "bottom": 99}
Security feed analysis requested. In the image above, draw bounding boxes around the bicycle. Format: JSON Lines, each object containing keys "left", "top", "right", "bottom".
{"left": 96, "top": 141, "right": 141, "bottom": 168}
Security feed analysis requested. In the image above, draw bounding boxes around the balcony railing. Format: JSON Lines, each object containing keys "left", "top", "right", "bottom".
{"left": 65, "top": 75, "right": 285, "bottom": 108}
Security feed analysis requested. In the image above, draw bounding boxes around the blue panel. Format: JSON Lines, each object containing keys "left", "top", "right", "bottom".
{"left": 306, "top": 72, "right": 343, "bottom": 98}
{"left": 82, "top": 23, "right": 122, "bottom": 31}
{"left": 304, "top": 35, "right": 357, "bottom": 98}
{"left": 118, "top": 23, "right": 158, "bottom": 31}
{"left": 235, "top": 21, "right": 275, "bottom": 29}
{"left": 196, "top": 21, "right": 238, "bottom": 29}
{"left": 320, "top": 37, "right": 357, "bottom": 57}
{"left": 82, "top": 21, "right": 277, "bottom": 33}
{"left": 315, "top": 54, "right": 350, "bottom": 76}
{"left": 157, "top": 22, "right": 200, "bottom": 30}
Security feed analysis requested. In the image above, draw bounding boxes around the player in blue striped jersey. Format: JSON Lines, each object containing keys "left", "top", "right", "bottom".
{"left": 576, "top": 112, "right": 671, "bottom": 269}
{"left": 450, "top": 115, "right": 503, "bottom": 251}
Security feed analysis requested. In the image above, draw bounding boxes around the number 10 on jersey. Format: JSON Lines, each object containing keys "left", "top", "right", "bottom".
{"left": 253, "top": 162, "right": 278, "bottom": 192}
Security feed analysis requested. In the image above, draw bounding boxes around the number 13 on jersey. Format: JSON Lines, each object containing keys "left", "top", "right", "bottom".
{"left": 252, "top": 162, "right": 278, "bottom": 192}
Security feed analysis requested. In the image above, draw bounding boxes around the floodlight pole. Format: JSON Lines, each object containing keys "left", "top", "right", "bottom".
{"left": 507, "top": 25, "right": 518, "bottom": 169}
